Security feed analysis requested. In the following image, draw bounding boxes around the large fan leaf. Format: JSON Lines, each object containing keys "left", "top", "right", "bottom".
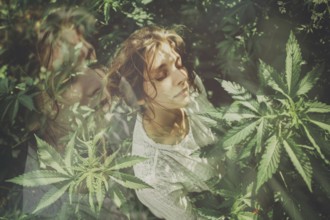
{"left": 35, "top": 135, "right": 68, "bottom": 174}
{"left": 221, "top": 80, "right": 252, "bottom": 101}
{"left": 33, "top": 181, "right": 71, "bottom": 214}
{"left": 256, "top": 135, "right": 281, "bottom": 191}
{"left": 110, "top": 156, "right": 147, "bottom": 170}
{"left": 283, "top": 140, "right": 312, "bottom": 191}
{"left": 285, "top": 32, "right": 302, "bottom": 95}
{"left": 109, "top": 171, "right": 152, "bottom": 189}
{"left": 7, "top": 170, "right": 70, "bottom": 187}
{"left": 223, "top": 120, "right": 260, "bottom": 148}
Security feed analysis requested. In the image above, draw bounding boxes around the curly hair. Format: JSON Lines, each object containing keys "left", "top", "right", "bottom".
{"left": 108, "top": 25, "right": 196, "bottom": 108}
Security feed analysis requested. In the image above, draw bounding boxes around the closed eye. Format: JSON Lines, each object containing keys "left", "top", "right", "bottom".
{"left": 154, "top": 70, "right": 168, "bottom": 81}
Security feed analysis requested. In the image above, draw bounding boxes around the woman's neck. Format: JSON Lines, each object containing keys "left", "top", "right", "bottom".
{"left": 142, "top": 107, "right": 189, "bottom": 145}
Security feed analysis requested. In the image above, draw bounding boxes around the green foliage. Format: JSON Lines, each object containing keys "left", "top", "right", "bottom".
{"left": 1, "top": 0, "right": 329, "bottom": 219}
{"left": 214, "top": 32, "right": 329, "bottom": 219}
{"left": 7, "top": 134, "right": 150, "bottom": 215}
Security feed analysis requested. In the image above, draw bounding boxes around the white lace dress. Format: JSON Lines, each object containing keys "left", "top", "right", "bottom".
{"left": 132, "top": 113, "right": 217, "bottom": 220}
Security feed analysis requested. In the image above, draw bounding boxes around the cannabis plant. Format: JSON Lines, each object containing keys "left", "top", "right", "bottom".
{"left": 217, "top": 32, "right": 329, "bottom": 218}
{"left": 190, "top": 32, "right": 329, "bottom": 220}
{"left": 7, "top": 128, "right": 150, "bottom": 216}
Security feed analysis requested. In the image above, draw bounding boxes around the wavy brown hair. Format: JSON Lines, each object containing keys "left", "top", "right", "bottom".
{"left": 108, "top": 25, "right": 196, "bottom": 109}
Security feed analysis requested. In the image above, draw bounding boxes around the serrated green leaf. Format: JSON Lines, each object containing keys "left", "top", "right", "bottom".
{"left": 221, "top": 80, "right": 252, "bottom": 101}
{"left": 301, "top": 123, "right": 329, "bottom": 164}
{"left": 308, "top": 119, "right": 330, "bottom": 133}
{"left": 306, "top": 101, "right": 330, "bottom": 113}
{"left": 296, "top": 65, "right": 321, "bottom": 96}
{"left": 6, "top": 170, "right": 70, "bottom": 187}
{"left": 258, "top": 60, "right": 287, "bottom": 95}
{"left": 285, "top": 31, "right": 302, "bottom": 95}
{"left": 283, "top": 140, "right": 312, "bottom": 191}
{"left": 35, "top": 135, "right": 68, "bottom": 174}
{"left": 256, "top": 135, "right": 281, "bottom": 191}
{"left": 110, "top": 156, "right": 147, "bottom": 170}
{"left": 223, "top": 120, "right": 259, "bottom": 148}
{"left": 109, "top": 171, "right": 152, "bottom": 189}
{"left": 33, "top": 182, "right": 71, "bottom": 214}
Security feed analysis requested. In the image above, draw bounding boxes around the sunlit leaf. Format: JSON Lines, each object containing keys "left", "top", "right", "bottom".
{"left": 221, "top": 80, "right": 252, "bottom": 101}
{"left": 285, "top": 31, "right": 302, "bottom": 95}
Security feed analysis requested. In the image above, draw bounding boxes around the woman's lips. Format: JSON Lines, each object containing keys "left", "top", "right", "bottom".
{"left": 174, "top": 87, "right": 189, "bottom": 98}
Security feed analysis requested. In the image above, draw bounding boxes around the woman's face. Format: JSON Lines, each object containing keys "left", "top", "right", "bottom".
{"left": 48, "top": 27, "right": 96, "bottom": 70}
{"left": 143, "top": 42, "right": 190, "bottom": 110}
{"left": 53, "top": 28, "right": 110, "bottom": 111}
{"left": 61, "top": 68, "right": 110, "bottom": 110}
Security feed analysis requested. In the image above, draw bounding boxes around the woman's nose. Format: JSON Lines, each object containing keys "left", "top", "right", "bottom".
{"left": 173, "top": 67, "right": 188, "bottom": 86}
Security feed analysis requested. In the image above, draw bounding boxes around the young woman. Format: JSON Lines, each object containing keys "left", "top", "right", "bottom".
{"left": 22, "top": 7, "right": 115, "bottom": 218}
{"left": 32, "top": 7, "right": 111, "bottom": 151}
{"left": 109, "top": 26, "right": 219, "bottom": 220}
